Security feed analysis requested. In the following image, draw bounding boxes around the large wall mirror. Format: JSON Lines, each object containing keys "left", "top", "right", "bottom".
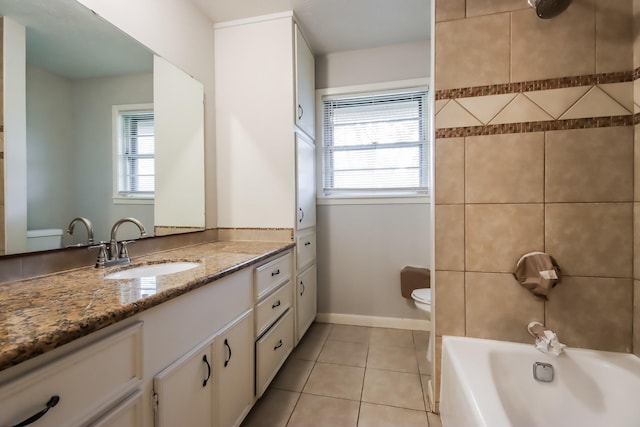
{"left": 0, "top": 0, "right": 205, "bottom": 255}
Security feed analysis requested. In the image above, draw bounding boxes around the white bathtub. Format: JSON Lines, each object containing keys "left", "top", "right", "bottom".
{"left": 440, "top": 336, "right": 640, "bottom": 427}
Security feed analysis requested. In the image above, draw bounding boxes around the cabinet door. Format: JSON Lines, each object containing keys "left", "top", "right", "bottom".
{"left": 295, "top": 24, "right": 315, "bottom": 138}
{"left": 296, "top": 132, "right": 316, "bottom": 230}
{"left": 296, "top": 264, "right": 317, "bottom": 341}
{"left": 215, "top": 309, "right": 255, "bottom": 427}
{"left": 153, "top": 338, "right": 214, "bottom": 427}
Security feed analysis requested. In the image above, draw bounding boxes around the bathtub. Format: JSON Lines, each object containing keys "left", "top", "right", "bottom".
{"left": 440, "top": 336, "right": 640, "bottom": 427}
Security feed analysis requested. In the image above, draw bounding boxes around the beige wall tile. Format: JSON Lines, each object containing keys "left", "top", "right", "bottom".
{"left": 634, "top": 280, "right": 640, "bottom": 355}
{"left": 456, "top": 93, "right": 516, "bottom": 125}
{"left": 546, "top": 276, "right": 632, "bottom": 352}
{"left": 466, "top": 0, "right": 527, "bottom": 17}
{"left": 545, "top": 127, "right": 633, "bottom": 203}
{"left": 635, "top": 125, "right": 640, "bottom": 201}
{"left": 465, "top": 272, "right": 545, "bottom": 343}
{"left": 488, "top": 94, "right": 554, "bottom": 125}
{"left": 435, "top": 0, "right": 466, "bottom": 22}
{"left": 435, "top": 13, "right": 510, "bottom": 90}
{"left": 599, "top": 82, "right": 634, "bottom": 112}
{"left": 545, "top": 203, "right": 633, "bottom": 277}
{"left": 435, "top": 100, "right": 482, "bottom": 129}
{"left": 435, "top": 138, "right": 464, "bottom": 204}
{"left": 466, "top": 132, "right": 544, "bottom": 203}
{"left": 559, "top": 86, "right": 631, "bottom": 119}
{"left": 435, "top": 205, "right": 465, "bottom": 271}
{"left": 635, "top": 203, "right": 640, "bottom": 280}
{"left": 465, "top": 203, "right": 544, "bottom": 273}
{"left": 434, "top": 271, "right": 465, "bottom": 336}
{"left": 595, "top": 0, "right": 633, "bottom": 73}
{"left": 512, "top": 4, "right": 595, "bottom": 82}
{"left": 523, "top": 86, "right": 591, "bottom": 119}
{"left": 466, "top": 204, "right": 544, "bottom": 272}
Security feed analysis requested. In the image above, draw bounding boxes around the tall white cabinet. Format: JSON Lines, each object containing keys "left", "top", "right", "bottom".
{"left": 215, "top": 12, "right": 317, "bottom": 344}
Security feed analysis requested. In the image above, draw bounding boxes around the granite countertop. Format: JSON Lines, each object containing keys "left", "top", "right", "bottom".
{"left": 0, "top": 240, "right": 294, "bottom": 372}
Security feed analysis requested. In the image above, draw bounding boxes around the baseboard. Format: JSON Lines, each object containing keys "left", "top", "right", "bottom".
{"left": 316, "top": 312, "right": 431, "bottom": 331}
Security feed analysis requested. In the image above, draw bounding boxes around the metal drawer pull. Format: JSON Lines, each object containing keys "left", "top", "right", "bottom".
{"left": 304, "top": 241, "right": 311, "bottom": 246}
{"left": 11, "top": 395, "right": 60, "bottom": 427}
{"left": 272, "top": 300, "right": 281, "bottom": 309}
{"left": 298, "top": 105, "right": 303, "bottom": 120}
{"left": 202, "top": 355, "right": 211, "bottom": 387}
{"left": 299, "top": 207, "right": 304, "bottom": 223}
{"left": 224, "top": 339, "right": 232, "bottom": 367}
{"left": 300, "top": 280, "right": 305, "bottom": 296}
{"left": 271, "top": 269, "right": 280, "bottom": 277}
{"left": 274, "top": 340, "right": 283, "bottom": 350}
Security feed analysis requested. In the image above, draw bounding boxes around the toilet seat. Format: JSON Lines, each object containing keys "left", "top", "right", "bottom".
{"left": 411, "top": 288, "right": 431, "bottom": 305}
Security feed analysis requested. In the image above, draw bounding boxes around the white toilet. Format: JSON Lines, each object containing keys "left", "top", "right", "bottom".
{"left": 411, "top": 288, "right": 433, "bottom": 362}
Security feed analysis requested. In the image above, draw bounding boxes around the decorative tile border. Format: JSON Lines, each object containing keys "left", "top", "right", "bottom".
{"left": 435, "top": 71, "right": 632, "bottom": 100}
{"left": 435, "top": 115, "right": 634, "bottom": 138}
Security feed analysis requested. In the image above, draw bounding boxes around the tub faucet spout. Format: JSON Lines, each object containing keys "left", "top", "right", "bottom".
{"left": 527, "top": 321, "right": 566, "bottom": 356}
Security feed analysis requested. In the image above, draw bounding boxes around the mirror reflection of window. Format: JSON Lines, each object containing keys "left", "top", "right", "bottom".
{"left": 113, "top": 104, "right": 155, "bottom": 201}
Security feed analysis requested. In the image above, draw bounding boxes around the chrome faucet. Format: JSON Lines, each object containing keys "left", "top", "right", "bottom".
{"left": 66, "top": 217, "right": 94, "bottom": 245}
{"left": 91, "top": 217, "right": 147, "bottom": 268}
{"left": 527, "top": 321, "right": 566, "bottom": 356}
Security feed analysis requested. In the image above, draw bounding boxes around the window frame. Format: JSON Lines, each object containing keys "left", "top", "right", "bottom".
{"left": 112, "top": 103, "right": 155, "bottom": 205}
{"left": 316, "top": 79, "right": 432, "bottom": 205}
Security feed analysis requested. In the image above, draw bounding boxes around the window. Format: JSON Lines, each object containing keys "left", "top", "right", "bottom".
{"left": 114, "top": 105, "right": 155, "bottom": 200}
{"left": 322, "top": 88, "right": 429, "bottom": 197}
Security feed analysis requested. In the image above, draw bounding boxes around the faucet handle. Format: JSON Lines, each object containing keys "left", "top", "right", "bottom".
{"left": 118, "top": 240, "right": 136, "bottom": 259}
{"left": 89, "top": 243, "right": 108, "bottom": 268}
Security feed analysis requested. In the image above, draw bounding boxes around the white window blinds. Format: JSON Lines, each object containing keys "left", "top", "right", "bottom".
{"left": 117, "top": 110, "right": 155, "bottom": 197}
{"left": 322, "top": 89, "right": 429, "bottom": 196}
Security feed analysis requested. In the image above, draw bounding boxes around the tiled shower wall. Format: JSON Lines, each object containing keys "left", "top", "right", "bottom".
{"left": 433, "top": 0, "right": 637, "bottom": 405}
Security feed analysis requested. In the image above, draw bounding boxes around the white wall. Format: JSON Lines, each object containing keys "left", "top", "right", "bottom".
{"left": 315, "top": 40, "right": 430, "bottom": 89}
{"left": 72, "top": 74, "right": 154, "bottom": 243}
{"left": 26, "top": 65, "right": 75, "bottom": 232}
{"left": 75, "top": 0, "right": 218, "bottom": 228}
{"left": 315, "top": 41, "right": 431, "bottom": 322}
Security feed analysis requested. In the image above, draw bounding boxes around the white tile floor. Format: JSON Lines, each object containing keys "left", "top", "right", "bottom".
{"left": 241, "top": 322, "right": 442, "bottom": 427}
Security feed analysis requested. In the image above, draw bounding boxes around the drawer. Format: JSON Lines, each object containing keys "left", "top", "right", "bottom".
{"left": 88, "top": 390, "right": 143, "bottom": 427}
{"left": 296, "top": 230, "right": 316, "bottom": 272}
{"left": 0, "top": 322, "right": 143, "bottom": 427}
{"left": 256, "top": 281, "right": 292, "bottom": 337}
{"left": 256, "top": 309, "right": 293, "bottom": 397}
{"left": 255, "top": 252, "right": 292, "bottom": 299}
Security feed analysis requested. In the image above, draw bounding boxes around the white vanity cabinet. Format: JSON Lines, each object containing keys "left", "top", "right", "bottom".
{"left": 296, "top": 132, "right": 316, "bottom": 231}
{"left": 0, "top": 322, "right": 143, "bottom": 427}
{"left": 214, "top": 310, "right": 255, "bottom": 427}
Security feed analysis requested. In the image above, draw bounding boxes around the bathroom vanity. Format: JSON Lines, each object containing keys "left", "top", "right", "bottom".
{"left": 0, "top": 240, "right": 298, "bottom": 427}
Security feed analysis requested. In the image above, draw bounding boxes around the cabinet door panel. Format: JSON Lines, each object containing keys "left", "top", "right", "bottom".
{"left": 296, "top": 133, "right": 316, "bottom": 230}
{"left": 215, "top": 310, "right": 255, "bottom": 427}
{"left": 295, "top": 24, "right": 315, "bottom": 138}
{"left": 153, "top": 338, "right": 214, "bottom": 427}
{"left": 296, "top": 264, "right": 317, "bottom": 341}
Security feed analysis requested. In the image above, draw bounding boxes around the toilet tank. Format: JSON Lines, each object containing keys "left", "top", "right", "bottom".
{"left": 26, "top": 229, "right": 63, "bottom": 251}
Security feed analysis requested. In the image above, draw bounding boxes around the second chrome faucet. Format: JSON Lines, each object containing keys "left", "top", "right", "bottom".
{"left": 91, "top": 217, "right": 147, "bottom": 268}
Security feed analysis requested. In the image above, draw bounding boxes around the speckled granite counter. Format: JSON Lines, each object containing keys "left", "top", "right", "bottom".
{"left": 0, "top": 240, "right": 294, "bottom": 372}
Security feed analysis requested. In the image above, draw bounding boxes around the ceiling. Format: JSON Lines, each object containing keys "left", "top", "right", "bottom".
{"left": 191, "top": 0, "right": 431, "bottom": 55}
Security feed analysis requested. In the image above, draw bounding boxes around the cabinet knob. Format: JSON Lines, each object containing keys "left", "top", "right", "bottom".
{"left": 11, "top": 395, "right": 60, "bottom": 427}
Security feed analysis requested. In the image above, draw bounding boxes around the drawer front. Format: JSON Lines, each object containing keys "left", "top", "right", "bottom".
{"left": 88, "top": 390, "right": 143, "bottom": 427}
{"left": 256, "top": 281, "right": 292, "bottom": 337}
{"left": 255, "top": 252, "right": 292, "bottom": 299}
{"left": 256, "top": 309, "right": 294, "bottom": 397}
{"left": 0, "top": 322, "right": 143, "bottom": 427}
{"left": 296, "top": 230, "right": 316, "bottom": 272}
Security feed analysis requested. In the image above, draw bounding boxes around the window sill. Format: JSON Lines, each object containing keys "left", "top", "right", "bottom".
{"left": 113, "top": 197, "right": 154, "bottom": 205}
{"left": 317, "top": 194, "right": 430, "bottom": 206}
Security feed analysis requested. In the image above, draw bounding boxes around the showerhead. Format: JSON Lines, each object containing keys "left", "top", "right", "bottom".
{"left": 527, "top": 0, "right": 572, "bottom": 19}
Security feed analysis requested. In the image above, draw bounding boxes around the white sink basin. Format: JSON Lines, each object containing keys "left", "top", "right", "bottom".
{"left": 105, "top": 262, "right": 200, "bottom": 279}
